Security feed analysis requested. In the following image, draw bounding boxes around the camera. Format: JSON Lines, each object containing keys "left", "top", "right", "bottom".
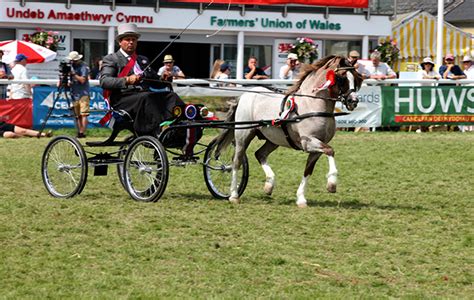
{"left": 58, "top": 60, "right": 72, "bottom": 86}
{"left": 59, "top": 61, "right": 72, "bottom": 76}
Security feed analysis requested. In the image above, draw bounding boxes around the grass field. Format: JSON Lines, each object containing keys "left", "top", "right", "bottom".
{"left": 0, "top": 130, "right": 473, "bottom": 298}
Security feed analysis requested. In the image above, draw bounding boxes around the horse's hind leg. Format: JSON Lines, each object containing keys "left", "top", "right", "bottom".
{"left": 229, "top": 129, "right": 256, "bottom": 203}
{"left": 255, "top": 140, "right": 279, "bottom": 195}
{"left": 297, "top": 152, "right": 323, "bottom": 208}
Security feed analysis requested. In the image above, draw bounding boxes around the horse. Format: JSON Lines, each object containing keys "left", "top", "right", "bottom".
{"left": 215, "top": 55, "right": 364, "bottom": 207}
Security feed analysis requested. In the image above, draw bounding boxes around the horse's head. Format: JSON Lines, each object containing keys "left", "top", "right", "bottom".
{"left": 288, "top": 55, "right": 364, "bottom": 111}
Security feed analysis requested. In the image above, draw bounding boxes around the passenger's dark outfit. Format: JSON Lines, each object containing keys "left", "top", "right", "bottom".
{"left": 100, "top": 50, "right": 183, "bottom": 135}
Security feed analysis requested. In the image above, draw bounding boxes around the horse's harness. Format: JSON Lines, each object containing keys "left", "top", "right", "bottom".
{"left": 276, "top": 66, "right": 358, "bottom": 150}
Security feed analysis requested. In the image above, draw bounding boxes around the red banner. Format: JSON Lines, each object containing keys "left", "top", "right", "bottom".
{"left": 169, "top": 0, "right": 368, "bottom": 8}
{"left": 0, "top": 99, "right": 33, "bottom": 128}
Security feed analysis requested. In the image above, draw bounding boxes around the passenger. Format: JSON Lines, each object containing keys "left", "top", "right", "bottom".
{"left": 100, "top": 23, "right": 184, "bottom": 136}
{"left": 158, "top": 55, "right": 185, "bottom": 81}
{"left": 244, "top": 56, "right": 269, "bottom": 80}
{"left": 0, "top": 121, "right": 52, "bottom": 138}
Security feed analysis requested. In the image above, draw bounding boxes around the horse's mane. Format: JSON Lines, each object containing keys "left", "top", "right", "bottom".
{"left": 286, "top": 55, "right": 342, "bottom": 96}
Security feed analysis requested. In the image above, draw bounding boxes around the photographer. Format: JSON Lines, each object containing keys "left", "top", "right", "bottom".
{"left": 65, "top": 51, "right": 90, "bottom": 138}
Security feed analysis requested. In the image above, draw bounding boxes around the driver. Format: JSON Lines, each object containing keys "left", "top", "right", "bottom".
{"left": 100, "top": 23, "right": 184, "bottom": 135}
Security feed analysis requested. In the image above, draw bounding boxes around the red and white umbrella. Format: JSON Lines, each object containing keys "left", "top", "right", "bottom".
{"left": 0, "top": 40, "right": 57, "bottom": 64}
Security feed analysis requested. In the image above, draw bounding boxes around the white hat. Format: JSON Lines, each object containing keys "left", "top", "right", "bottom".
{"left": 420, "top": 57, "right": 435, "bottom": 66}
{"left": 462, "top": 55, "right": 472, "bottom": 62}
{"left": 66, "top": 51, "right": 83, "bottom": 61}
{"left": 287, "top": 53, "right": 298, "bottom": 60}
{"left": 116, "top": 23, "right": 141, "bottom": 41}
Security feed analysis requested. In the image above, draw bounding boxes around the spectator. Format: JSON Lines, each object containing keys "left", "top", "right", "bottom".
{"left": 0, "top": 120, "right": 52, "bottom": 138}
{"left": 66, "top": 51, "right": 90, "bottom": 138}
{"left": 244, "top": 56, "right": 268, "bottom": 80}
{"left": 158, "top": 55, "right": 185, "bottom": 81}
{"left": 347, "top": 50, "right": 367, "bottom": 77}
{"left": 89, "top": 57, "right": 102, "bottom": 80}
{"left": 439, "top": 54, "right": 465, "bottom": 80}
{"left": 210, "top": 59, "right": 224, "bottom": 80}
{"left": 362, "top": 51, "right": 397, "bottom": 80}
{"left": 9, "top": 54, "right": 32, "bottom": 100}
{"left": 0, "top": 50, "right": 13, "bottom": 99}
{"left": 462, "top": 55, "right": 474, "bottom": 80}
{"left": 418, "top": 57, "right": 440, "bottom": 82}
{"left": 215, "top": 63, "right": 233, "bottom": 87}
{"left": 279, "top": 53, "right": 299, "bottom": 80}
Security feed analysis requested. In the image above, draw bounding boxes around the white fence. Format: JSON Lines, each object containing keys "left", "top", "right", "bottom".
{"left": 1, "top": 78, "right": 474, "bottom": 98}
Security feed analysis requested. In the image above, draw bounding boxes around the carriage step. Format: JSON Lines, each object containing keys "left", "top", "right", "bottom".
{"left": 170, "top": 156, "right": 199, "bottom": 166}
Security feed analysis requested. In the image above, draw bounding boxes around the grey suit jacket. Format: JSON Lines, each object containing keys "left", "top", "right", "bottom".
{"left": 99, "top": 51, "right": 152, "bottom": 104}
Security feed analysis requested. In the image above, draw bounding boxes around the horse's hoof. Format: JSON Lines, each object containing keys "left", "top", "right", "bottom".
{"left": 229, "top": 197, "right": 240, "bottom": 204}
{"left": 327, "top": 182, "right": 337, "bottom": 193}
{"left": 263, "top": 182, "right": 274, "bottom": 195}
{"left": 297, "top": 202, "right": 308, "bottom": 208}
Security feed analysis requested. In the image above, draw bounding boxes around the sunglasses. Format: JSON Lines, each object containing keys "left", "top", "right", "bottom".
{"left": 350, "top": 56, "right": 359, "bottom": 59}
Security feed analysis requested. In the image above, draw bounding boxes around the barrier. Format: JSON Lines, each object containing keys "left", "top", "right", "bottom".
{"left": 1, "top": 79, "right": 474, "bottom": 129}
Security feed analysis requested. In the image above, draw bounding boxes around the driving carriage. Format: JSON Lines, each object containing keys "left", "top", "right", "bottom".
{"left": 40, "top": 55, "right": 362, "bottom": 206}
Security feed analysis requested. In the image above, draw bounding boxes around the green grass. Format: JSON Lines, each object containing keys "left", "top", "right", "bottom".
{"left": 0, "top": 131, "right": 473, "bottom": 298}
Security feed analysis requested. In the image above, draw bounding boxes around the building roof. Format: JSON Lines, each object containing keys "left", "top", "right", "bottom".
{"left": 445, "top": 0, "right": 473, "bottom": 22}
{"left": 394, "top": 0, "right": 465, "bottom": 16}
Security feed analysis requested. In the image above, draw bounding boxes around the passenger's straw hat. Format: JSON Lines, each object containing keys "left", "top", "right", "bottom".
{"left": 116, "top": 23, "right": 141, "bottom": 41}
{"left": 163, "top": 55, "right": 174, "bottom": 63}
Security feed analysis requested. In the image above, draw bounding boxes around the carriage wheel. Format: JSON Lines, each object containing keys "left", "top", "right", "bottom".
{"left": 116, "top": 135, "right": 135, "bottom": 191}
{"left": 123, "top": 136, "right": 169, "bottom": 202}
{"left": 41, "top": 135, "right": 88, "bottom": 198}
{"left": 203, "top": 139, "right": 249, "bottom": 199}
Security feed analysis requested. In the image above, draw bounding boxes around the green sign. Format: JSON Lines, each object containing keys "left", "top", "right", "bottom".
{"left": 382, "top": 86, "right": 474, "bottom": 125}
{"left": 210, "top": 16, "right": 341, "bottom": 31}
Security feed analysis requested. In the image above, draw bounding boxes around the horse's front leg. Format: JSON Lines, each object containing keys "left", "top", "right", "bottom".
{"left": 297, "top": 137, "right": 336, "bottom": 207}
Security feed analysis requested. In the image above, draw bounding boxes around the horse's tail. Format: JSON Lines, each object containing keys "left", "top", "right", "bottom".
{"left": 213, "top": 100, "right": 237, "bottom": 155}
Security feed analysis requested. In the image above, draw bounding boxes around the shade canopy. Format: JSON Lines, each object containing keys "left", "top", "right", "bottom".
{"left": 0, "top": 40, "right": 57, "bottom": 64}
{"left": 390, "top": 11, "right": 472, "bottom": 70}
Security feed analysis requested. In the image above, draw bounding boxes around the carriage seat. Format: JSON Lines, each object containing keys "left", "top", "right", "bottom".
{"left": 85, "top": 110, "right": 135, "bottom": 147}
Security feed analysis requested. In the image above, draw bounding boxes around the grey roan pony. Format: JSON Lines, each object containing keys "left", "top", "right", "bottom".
{"left": 215, "top": 55, "right": 364, "bottom": 207}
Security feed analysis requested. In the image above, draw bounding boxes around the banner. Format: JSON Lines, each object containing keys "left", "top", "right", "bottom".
{"left": 382, "top": 86, "right": 474, "bottom": 126}
{"left": 32, "top": 86, "right": 108, "bottom": 129}
{"left": 0, "top": 98, "right": 33, "bottom": 128}
{"left": 336, "top": 86, "right": 382, "bottom": 127}
{"left": 170, "top": 0, "right": 369, "bottom": 7}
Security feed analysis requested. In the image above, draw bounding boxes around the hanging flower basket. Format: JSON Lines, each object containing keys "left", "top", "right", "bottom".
{"left": 289, "top": 37, "right": 319, "bottom": 64}
{"left": 22, "top": 28, "right": 59, "bottom": 52}
{"left": 374, "top": 38, "right": 400, "bottom": 65}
